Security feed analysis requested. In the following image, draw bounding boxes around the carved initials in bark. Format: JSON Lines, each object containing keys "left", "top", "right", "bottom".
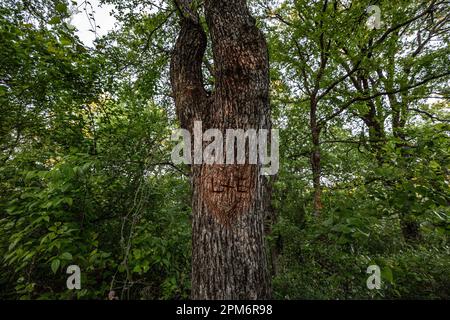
{"left": 201, "top": 164, "right": 256, "bottom": 226}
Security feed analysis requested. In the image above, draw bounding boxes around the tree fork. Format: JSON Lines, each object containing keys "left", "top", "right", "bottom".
{"left": 170, "top": 0, "right": 272, "bottom": 299}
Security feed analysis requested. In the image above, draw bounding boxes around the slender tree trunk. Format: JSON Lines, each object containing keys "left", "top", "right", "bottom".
{"left": 170, "top": 0, "right": 271, "bottom": 299}
{"left": 310, "top": 98, "right": 322, "bottom": 217}
{"left": 393, "top": 102, "right": 422, "bottom": 243}
{"left": 362, "top": 105, "right": 385, "bottom": 163}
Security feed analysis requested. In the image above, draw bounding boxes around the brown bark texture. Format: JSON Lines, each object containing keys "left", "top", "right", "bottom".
{"left": 170, "top": 0, "right": 272, "bottom": 299}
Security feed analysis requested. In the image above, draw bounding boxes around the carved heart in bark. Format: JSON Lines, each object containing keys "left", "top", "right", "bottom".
{"left": 201, "top": 164, "right": 257, "bottom": 226}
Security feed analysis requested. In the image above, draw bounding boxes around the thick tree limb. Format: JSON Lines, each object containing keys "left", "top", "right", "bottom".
{"left": 170, "top": 1, "right": 207, "bottom": 129}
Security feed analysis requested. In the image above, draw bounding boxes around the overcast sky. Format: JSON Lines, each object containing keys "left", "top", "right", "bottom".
{"left": 70, "top": 0, "right": 117, "bottom": 47}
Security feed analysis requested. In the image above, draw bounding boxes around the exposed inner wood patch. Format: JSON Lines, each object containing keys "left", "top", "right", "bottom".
{"left": 201, "top": 164, "right": 257, "bottom": 226}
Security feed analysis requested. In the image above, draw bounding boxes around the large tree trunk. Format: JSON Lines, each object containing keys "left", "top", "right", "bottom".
{"left": 170, "top": 0, "right": 272, "bottom": 299}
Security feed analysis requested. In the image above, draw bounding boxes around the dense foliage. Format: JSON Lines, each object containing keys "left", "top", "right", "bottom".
{"left": 1, "top": 0, "right": 449, "bottom": 299}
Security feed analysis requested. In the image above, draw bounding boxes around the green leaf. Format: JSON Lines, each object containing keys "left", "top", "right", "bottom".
{"left": 51, "top": 259, "right": 61, "bottom": 274}
{"left": 132, "top": 265, "right": 142, "bottom": 273}
{"left": 49, "top": 16, "right": 61, "bottom": 25}
{"left": 60, "top": 252, "right": 72, "bottom": 260}
{"left": 429, "top": 161, "right": 440, "bottom": 170}
{"left": 56, "top": 3, "right": 68, "bottom": 14}
{"left": 60, "top": 36, "right": 72, "bottom": 46}
{"left": 64, "top": 197, "right": 73, "bottom": 206}
{"left": 382, "top": 266, "right": 394, "bottom": 284}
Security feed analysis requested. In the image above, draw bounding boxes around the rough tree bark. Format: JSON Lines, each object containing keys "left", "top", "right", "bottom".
{"left": 170, "top": 0, "right": 272, "bottom": 299}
